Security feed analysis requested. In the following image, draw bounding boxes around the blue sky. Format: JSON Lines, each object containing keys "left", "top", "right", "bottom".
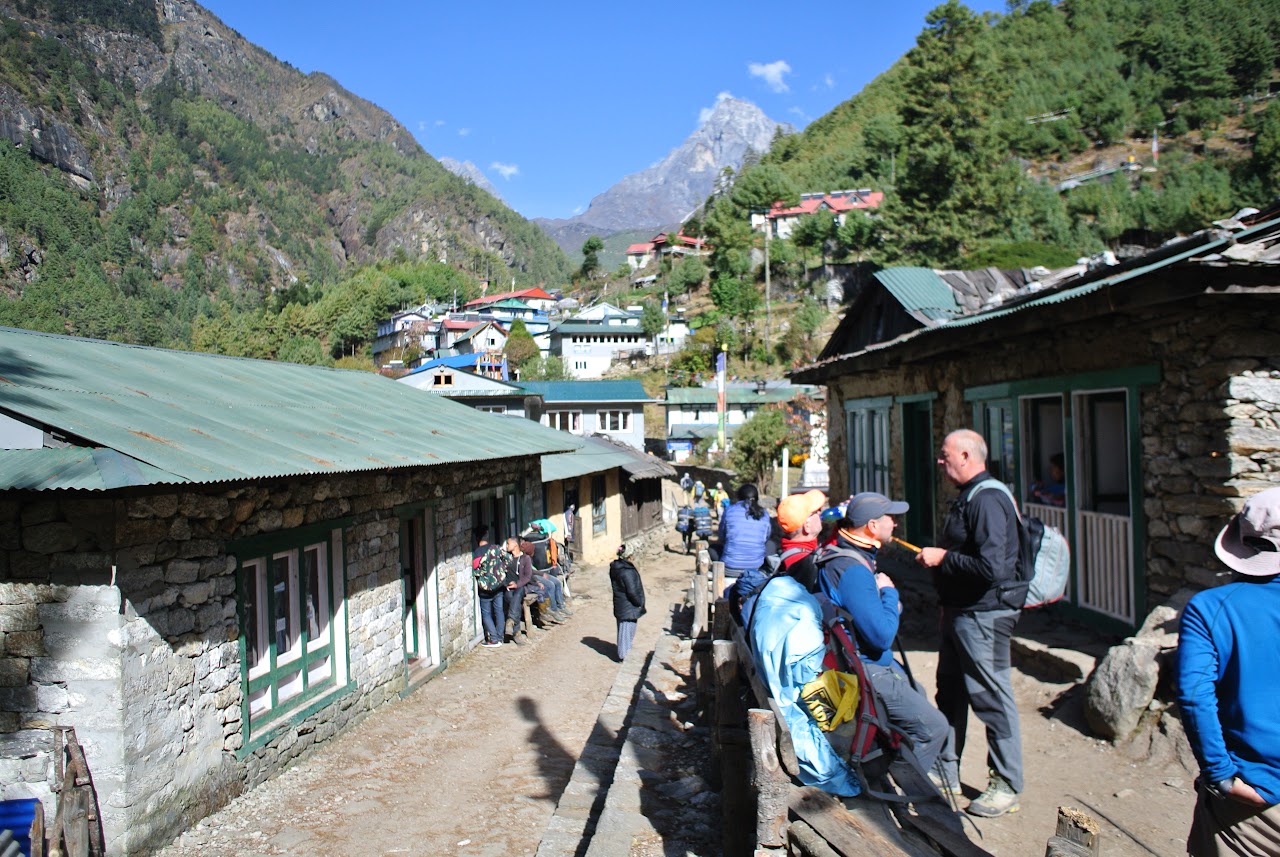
{"left": 201, "top": 1, "right": 1004, "bottom": 220}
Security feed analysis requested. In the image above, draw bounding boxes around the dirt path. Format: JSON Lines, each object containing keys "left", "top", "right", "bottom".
{"left": 156, "top": 548, "right": 698, "bottom": 857}
{"left": 156, "top": 544, "right": 1199, "bottom": 857}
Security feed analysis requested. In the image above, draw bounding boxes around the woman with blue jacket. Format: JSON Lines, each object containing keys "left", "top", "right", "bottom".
{"left": 717, "top": 484, "right": 771, "bottom": 590}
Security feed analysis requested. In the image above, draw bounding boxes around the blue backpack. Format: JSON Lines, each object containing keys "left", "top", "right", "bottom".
{"left": 967, "top": 479, "right": 1071, "bottom": 608}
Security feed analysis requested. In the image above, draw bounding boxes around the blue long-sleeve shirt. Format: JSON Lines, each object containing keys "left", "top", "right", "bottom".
{"left": 816, "top": 537, "right": 900, "bottom": 667}
{"left": 717, "top": 501, "right": 771, "bottom": 571}
{"left": 1177, "top": 574, "right": 1280, "bottom": 804}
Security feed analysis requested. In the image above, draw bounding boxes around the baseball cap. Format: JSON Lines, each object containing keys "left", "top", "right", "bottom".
{"left": 778, "top": 490, "right": 826, "bottom": 532}
{"left": 845, "top": 492, "right": 909, "bottom": 528}
{"left": 1215, "top": 486, "right": 1280, "bottom": 576}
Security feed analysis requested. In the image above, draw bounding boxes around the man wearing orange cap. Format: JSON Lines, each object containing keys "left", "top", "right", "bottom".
{"left": 777, "top": 489, "right": 827, "bottom": 591}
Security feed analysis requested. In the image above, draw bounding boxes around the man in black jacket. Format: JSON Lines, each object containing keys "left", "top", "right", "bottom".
{"left": 917, "top": 429, "right": 1024, "bottom": 818}
{"left": 609, "top": 542, "right": 646, "bottom": 661}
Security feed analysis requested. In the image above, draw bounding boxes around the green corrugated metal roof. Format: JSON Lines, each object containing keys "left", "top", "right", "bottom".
{"left": 0, "top": 327, "right": 577, "bottom": 490}
{"left": 540, "top": 434, "right": 635, "bottom": 482}
{"left": 0, "top": 448, "right": 175, "bottom": 490}
{"left": 873, "top": 267, "right": 964, "bottom": 322}
{"left": 664, "top": 385, "right": 812, "bottom": 406}
{"left": 515, "top": 380, "right": 652, "bottom": 402}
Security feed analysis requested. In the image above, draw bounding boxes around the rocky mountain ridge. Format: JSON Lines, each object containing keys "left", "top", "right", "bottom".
{"left": 0, "top": 0, "right": 569, "bottom": 309}
{"left": 535, "top": 96, "right": 789, "bottom": 256}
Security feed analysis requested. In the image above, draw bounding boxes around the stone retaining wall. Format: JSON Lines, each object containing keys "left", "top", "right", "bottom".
{"left": 0, "top": 455, "right": 540, "bottom": 855}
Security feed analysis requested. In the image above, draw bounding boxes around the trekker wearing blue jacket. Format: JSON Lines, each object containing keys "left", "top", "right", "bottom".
{"left": 815, "top": 492, "right": 948, "bottom": 777}
{"left": 717, "top": 484, "right": 771, "bottom": 591}
{"left": 1178, "top": 486, "right": 1280, "bottom": 856}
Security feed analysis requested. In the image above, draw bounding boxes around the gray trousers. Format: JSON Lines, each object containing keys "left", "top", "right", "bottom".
{"left": 865, "top": 662, "right": 949, "bottom": 776}
{"left": 617, "top": 620, "right": 637, "bottom": 661}
{"left": 936, "top": 606, "right": 1023, "bottom": 792}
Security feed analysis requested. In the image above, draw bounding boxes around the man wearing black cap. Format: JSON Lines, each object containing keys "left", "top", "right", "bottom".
{"left": 917, "top": 429, "right": 1023, "bottom": 817}
{"left": 1178, "top": 486, "right": 1280, "bottom": 856}
{"left": 815, "top": 492, "right": 948, "bottom": 777}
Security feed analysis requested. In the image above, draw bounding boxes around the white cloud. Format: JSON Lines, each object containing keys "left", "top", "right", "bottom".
{"left": 748, "top": 60, "right": 792, "bottom": 93}
{"left": 458, "top": 127, "right": 471, "bottom": 137}
{"left": 699, "top": 91, "right": 735, "bottom": 123}
{"left": 435, "top": 119, "right": 446, "bottom": 127}
{"left": 824, "top": 73, "right": 835, "bottom": 89}
{"left": 788, "top": 106, "right": 811, "bottom": 123}
{"left": 490, "top": 161, "right": 519, "bottom": 180}
{"left": 417, "top": 120, "right": 426, "bottom": 132}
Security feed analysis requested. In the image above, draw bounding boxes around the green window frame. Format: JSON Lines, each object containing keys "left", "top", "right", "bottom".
{"left": 234, "top": 521, "right": 352, "bottom": 754}
{"left": 844, "top": 396, "right": 891, "bottom": 495}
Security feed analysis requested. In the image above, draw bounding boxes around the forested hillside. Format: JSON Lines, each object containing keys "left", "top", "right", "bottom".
{"left": 0, "top": 0, "right": 572, "bottom": 362}
{"left": 701, "top": 0, "right": 1280, "bottom": 271}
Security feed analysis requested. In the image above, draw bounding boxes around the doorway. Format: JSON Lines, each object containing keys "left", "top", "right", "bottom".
{"left": 1073, "top": 390, "right": 1134, "bottom": 623}
{"left": 401, "top": 509, "right": 440, "bottom": 673}
{"left": 900, "top": 400, "right": 935, "bottom": 546}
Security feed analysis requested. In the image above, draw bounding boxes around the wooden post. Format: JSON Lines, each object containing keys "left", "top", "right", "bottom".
{"left": 713, "top": 640, "right": 745, "bottom": 738}
{"left": 712, "top": 560, "right": 726, "bottom": 601}
{"left": 748, "top": 708, "right": 791, "bottom": 849}
{"left": 693, "top": 569, "right": 709, "bottom": 637}
{"left": 788, "top": 820, "right": 842, "bottom": 857}
{"left": 1045, "top": 806, "right": 1101, "bottom": 857}
{"left": 721, "top": 728, "right": 753, "bottom": 857}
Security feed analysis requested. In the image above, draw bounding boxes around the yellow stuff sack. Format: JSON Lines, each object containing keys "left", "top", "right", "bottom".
{"left": 799, "top": 670, "right": 860, "bottom": 732}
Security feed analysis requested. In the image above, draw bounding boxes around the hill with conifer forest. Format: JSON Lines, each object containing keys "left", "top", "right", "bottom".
{"left": 0, "top": 0, "right": 571, "bottom": 362}
{"left": 699, "top": 0, "right": 1280, "bottom": 275}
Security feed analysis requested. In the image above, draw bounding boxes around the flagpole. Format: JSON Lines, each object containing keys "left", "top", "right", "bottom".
{"left": 717, "top": 344, "right": 727, "bottom": 455}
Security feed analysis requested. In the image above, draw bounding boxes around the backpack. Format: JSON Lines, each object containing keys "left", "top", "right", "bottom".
{"left": 473, "top": 544, "right": 507, "bottom": 592}
{"left": 763, "top": 545, "right": 809, "bottom": 575}
{"left": 691, "top": 505, "right": 713, "bottom": 536}
{"left": 967, "top": 479, "right": 1071, "bottom": 609}
{"left": 676, "top": 505, "right": 693, "bottom": 534}
{"left": 693, "top": 480, "right": 705, "bottom": 499}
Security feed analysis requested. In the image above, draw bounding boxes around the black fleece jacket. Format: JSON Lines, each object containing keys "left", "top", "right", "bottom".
{"left": 935, "top": 471, "right": 1022, "bottom": 611}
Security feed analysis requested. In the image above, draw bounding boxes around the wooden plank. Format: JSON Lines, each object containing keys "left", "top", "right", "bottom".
{"left": 1045, "top": 806, "right": 1100, "bottom": 857}
{"left": 788, "top": 820, "right": 843, "bottom": 857}
{"left": 713, "top": 640, "right": 746, "bottom": 739}
{"left": 749, "top": 709, "right": 791, "bottom": 848}
{"left": 730, "top": 624, "right": 800, "bottom": 777}
{"left": 30, "top": 800, "right": 44, "bottom": 857}
{"left": 790, "top": 787, "right": 922, "bottom": 857}
{"left": 712, "top": 561, "right": 726, "bottom": 602}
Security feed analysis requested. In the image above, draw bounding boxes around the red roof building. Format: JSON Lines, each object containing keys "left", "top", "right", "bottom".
{"left": 752, "top": 189, "right": 884, "bottom": 240}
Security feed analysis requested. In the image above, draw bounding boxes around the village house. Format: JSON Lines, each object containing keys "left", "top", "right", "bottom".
{"left": 749, "top": 189, "right": 884, "bottom": 240}
{"left": 397, "top": 367, "right": 537, "bottom": 416}
{"left": 539, "top": 434, "right": 674, "bottom": 565}
{"left": 370, "top": 304, "right": 445, "bottom": 369}
{"left": 519, "top": 380, "right": 653, "bottom": 451}
{"left": 0, "top": 327, "right": 577, "bottom": 855}
{"left": 624, "top": 232, "right": 710, "bottom": 271}
{"left": 550, "top": 305, "right": 650, "bottom": 379}
{"left": 792, "top": 208, "right": 1280, "bottom": 632}
{"left": 464, "top": 286, "right": 558, "bottom": 314}
{"left": 663, "top": 382, "right": 816, "bottom": 462}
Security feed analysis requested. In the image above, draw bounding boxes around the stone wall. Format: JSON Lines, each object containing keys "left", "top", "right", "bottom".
{"left": 823, "top": 296, "right": 1280, "bottom": 607}
{"left": 0, "top": 454, "right": 541, "bottom": 855}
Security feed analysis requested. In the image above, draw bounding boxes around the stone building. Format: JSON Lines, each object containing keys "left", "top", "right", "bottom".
{"left": 0, "top": 328, "right": 575, "bottom": 855}
{"left": 792, "top": 209, "right": 1280, "bottom": 632}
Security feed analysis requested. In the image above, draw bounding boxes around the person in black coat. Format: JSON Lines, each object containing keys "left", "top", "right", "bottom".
{"left": 609, "top": 542, "right": 646, "bottom": 661}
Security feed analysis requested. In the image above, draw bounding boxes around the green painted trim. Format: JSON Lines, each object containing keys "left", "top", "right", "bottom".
{"left": 400, "top": 661, "right": 446, "bottom": 699}
{"left": 894, "top": 392, "right": 938, "bottom": 404}
{"left": 844, "top": 395, "right": 893, "bottom": 412}
{"left": 965, "top": 365, "right": 1161, "bottom": 402}
{"left": 238, "top": 680, "right": 357, "bottom": 758}
{"left": 229, "top": 518, "right": 353, "bottom": 559}
{"left": 395, "top": 498, "right": 439, "bottom": 520}
{"left": 463, "top": 482, "right": 519, "bottom": 504}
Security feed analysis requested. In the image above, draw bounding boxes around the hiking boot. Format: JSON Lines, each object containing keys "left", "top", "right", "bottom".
{"left": 928, "top": 770, "right": 962, "bottom": 798}
{"left": 552, "top": 610, "right": 570, "bottom": 622}
{"left": 966, "top": 774, "right": 1019, "bottom": 818}
{"left": 504, "top": 618, "right": 514, "bottom": 637}
{"left": 509, "top": 632, "right": 526, "bottom": 646}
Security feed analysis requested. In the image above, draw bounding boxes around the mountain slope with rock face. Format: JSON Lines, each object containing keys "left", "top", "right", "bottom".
{"left": 439, "top": 157, "right": 507, "bottom": 204}
{"left": 536, "top": 96, "right": 789, "bottom": 255}
{"left": 0, "top": 0, "right": 570, "bottom": 345}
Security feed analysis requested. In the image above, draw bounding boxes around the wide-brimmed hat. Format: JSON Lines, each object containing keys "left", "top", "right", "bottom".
{"left": 1215, "top": 486, "right": 1280, "bottom": 576}
{"left": 778, "top": 490, "right": 826, "bottom": 532}
{"left": 845, "top": 492, "right": 909, "bottom": 528}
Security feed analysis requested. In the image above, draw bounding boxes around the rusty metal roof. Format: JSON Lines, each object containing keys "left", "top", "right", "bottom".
{"left": 0, "top": 327, "right": 577, "bottom": 491}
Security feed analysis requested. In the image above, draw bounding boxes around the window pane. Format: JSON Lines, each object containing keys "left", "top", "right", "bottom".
{"left": 277, "top": 667, "right": 303, "bottom": 704}
{"left": 244, "top": 560, "right": 267, "bottom": 675}
{"left": 304, "top": 545, "right": 328, "bottom": 645}
{"left": 272, "top": 552, "right": 300, "bottom": 665}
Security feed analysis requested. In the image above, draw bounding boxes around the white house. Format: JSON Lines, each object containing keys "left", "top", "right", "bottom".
{"left": 663, "top": 382, "right": 817, "bottom": 461}
{"left": 519, "top": 380, "right": 654, "bottom": 451}
{"left": 371, "top": 305, "right": 441, "bottom": 368}
{"left": 749, "top": 189, "right": 885, "bottom": 240}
